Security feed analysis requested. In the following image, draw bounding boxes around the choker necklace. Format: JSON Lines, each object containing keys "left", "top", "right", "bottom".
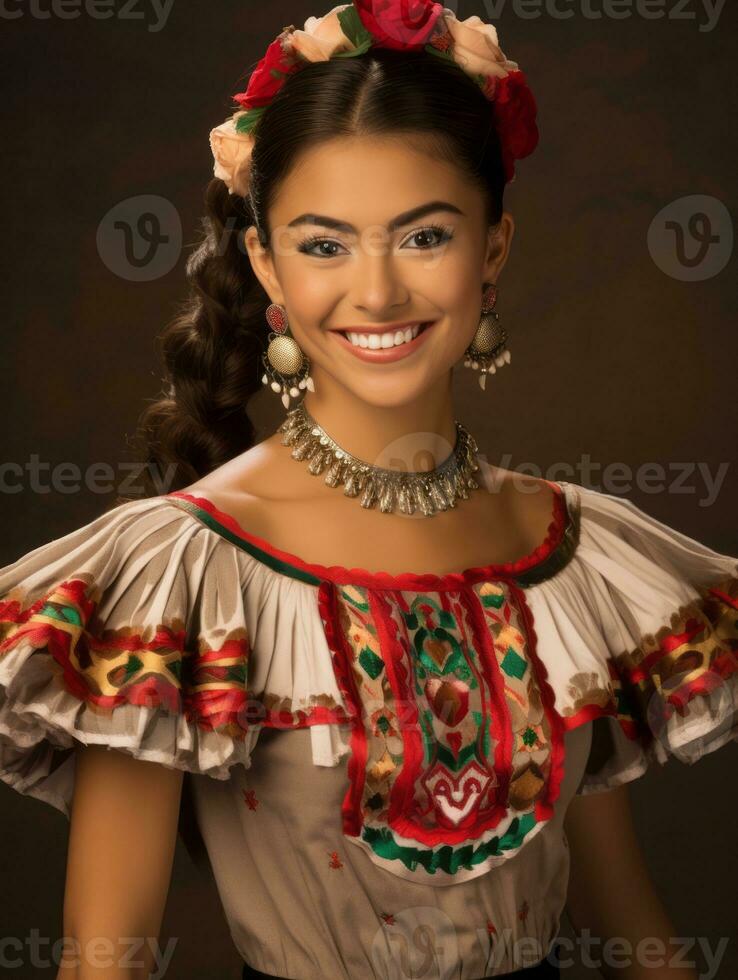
{"left": 276, "top": 401, "right": 482, "bottom": 516}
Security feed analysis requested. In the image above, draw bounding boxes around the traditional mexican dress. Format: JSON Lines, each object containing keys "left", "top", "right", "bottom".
{"left": 0, "top": 480, "right": 736, "bottom": 979}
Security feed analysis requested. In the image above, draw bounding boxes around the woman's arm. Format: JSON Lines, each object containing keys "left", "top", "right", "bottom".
{"left": 57, "top": 744, "right": 184, "bottom": 980}
{"left": 563, "top": 784, "right": 699, "bottom": 980}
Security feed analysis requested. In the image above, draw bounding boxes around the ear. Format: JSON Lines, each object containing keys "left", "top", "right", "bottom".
{"left": 481, "top": 210, "right": 515, "bottom": 285}
{"left": 243, "top": 226, "right": 286, "bottom": 305}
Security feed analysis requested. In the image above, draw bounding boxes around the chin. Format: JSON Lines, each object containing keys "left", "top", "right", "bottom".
{"left": 339, "top": 371, "right": 444, "bottom": 410}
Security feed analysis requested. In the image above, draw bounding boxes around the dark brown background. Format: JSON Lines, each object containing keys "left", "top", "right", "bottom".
{"left": 1, "top": 1, "right": 736, "bottom": 977}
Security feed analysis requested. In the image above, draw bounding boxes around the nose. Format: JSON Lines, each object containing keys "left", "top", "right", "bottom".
{"left": 348, "top": 247, "right": 411, "bottom": 318}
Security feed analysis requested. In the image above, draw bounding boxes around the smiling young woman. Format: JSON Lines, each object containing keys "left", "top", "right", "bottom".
{"left": 1, "top": 3, "right": 736, "bottom": 980}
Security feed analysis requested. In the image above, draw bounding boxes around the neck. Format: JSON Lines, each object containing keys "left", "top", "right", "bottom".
{"left": 298, "top": 373, "right": 462, "bottom": 473}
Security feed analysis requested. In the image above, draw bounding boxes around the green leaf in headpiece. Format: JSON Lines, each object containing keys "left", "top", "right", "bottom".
{"left": 335, "top": 3, "right": 374, "bottom": 57}
{"left": 235, "top": 107, "right": 265, "bottom": 135}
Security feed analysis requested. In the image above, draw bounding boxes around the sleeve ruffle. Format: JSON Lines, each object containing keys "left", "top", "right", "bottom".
{"left": 528, "top": 482, "right": 738, "bottom": 795}
{"left": 0, "top": 496, "right": 255, "bottom": 817}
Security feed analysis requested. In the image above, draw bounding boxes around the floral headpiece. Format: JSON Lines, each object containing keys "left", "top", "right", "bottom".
{"left": 209, "top": 0, "right": 538, "bottom": 198}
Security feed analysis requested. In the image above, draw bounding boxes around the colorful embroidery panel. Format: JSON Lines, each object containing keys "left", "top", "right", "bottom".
{"left": 318, "top": 577, "right": 566, "bottom": 883}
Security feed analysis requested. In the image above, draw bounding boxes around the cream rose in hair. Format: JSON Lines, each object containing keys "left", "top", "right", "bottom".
{"left": 208, "top": 112, "right": 255, "bottom": 197}
{"left": 290, "top": 3, "right": 356, "bottom": 61}
{"left": 444, "top": 13, "right": 519, "bottom": 79}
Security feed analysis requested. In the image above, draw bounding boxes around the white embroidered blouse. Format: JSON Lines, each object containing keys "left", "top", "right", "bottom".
{"left": 0, "top": 480, "right": 736, "bottom": 979}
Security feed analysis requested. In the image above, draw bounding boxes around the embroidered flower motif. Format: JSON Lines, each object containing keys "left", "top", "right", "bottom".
{"left": 521, "top": 724, "right": 543, "bottom": 749}
{"left": 380, "top": 912, "right": 396, "bottom": 925}
{"left": 242, "top": 788, "right": 259, "bottom": 810}
{"left": 518, "top": 899, "right": 530, "bottom": 923}
{"left": 327, "top": 850, "right": 344, "bottom": 869}
{"left": 368, "top": 707, "right": 400, "bottom": 740}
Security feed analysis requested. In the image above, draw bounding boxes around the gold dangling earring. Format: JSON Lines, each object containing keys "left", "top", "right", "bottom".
{"left": 463, "top": 283, "right": 511, "bottom": 391}
{"left": 260, "top": 302, "right": 315, "bottom": 409}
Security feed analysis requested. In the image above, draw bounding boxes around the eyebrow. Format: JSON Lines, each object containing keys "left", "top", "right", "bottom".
{"left": 286, "top": 200, "right": 465, "bottom": 234}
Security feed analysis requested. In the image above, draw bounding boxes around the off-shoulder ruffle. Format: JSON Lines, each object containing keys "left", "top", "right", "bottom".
{"left": 5, "top": 481, "right": 736, "bottom": 821}
{"left": 527, "top": 481, "right": 738, "bottom": 793}
{"left": 0, "top": 496, "right": 257, "bottom": 817}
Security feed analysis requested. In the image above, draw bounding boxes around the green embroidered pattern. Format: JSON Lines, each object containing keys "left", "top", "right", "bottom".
{"left": 321, "top": 577, "right": 566, "bottom": 880}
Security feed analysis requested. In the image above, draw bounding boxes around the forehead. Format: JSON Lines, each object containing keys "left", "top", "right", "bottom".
{"left": 269, "top": 135, "right": 474, "bottom": 228}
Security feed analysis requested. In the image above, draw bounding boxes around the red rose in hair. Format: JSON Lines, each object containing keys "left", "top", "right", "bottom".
{"left": 489, "top": 69, "right": 539, "bottom": 182}
{"left": 355, "top": 0, "right": 445, "bottom": 50}
{"left": 233, "top": 31, "right": 300, "bottom": 110}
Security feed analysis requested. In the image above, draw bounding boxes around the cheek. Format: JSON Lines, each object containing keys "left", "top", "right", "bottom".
{"left": 280, "top": 264, "right": 337, "bottom": 328}
{"left": 427, "top": 265, "right": 485, "bottom": 355}
{"left": 426, "top": 264, "right": 482, "bottom": 323}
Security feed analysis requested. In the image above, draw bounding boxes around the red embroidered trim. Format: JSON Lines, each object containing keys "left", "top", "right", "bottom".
{"left": 559, "top": 701, "right": 620, "bottom": 731}
{"left": 558, "top": 579, "right": 738, "bottom": 742}
{"left": 627, "top": 615, "right": 710, "bottom": 684}
{"left": 0, "top": 578, "right": 252, "bottom": 735}
{"left": 317, "top": 580, "right": 365, "bottom": 838}
{"left": 260, "top": 704, "right": 351, "bottom": 729}
{"left": 709, "top": 585, "right": 738, "bottom": 610}
{"left": 166, "top": 480, "right": 569, "bottom": 590}
{"left": 509, "top": 581, "right": 567, "bottom": 822}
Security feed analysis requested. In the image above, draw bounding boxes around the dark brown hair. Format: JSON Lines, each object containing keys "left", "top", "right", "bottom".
{"left": 115, "top": 45, "right": 507, "bottom": 870}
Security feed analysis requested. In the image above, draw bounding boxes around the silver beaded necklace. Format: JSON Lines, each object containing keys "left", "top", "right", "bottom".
{"left": 276, "top": 400, "right": 482, "bottom": 516}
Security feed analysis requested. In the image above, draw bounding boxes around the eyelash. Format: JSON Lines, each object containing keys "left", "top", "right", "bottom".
{"left": 296, "top": 223, "right": 455, "bottom": 258}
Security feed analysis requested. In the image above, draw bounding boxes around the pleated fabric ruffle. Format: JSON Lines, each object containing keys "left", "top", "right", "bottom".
{"left": 525, "top": 481, "right": 738, "bottom": 793}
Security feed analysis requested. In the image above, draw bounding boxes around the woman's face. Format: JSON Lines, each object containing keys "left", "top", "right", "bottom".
{"left": 245, "top": 134, "right": 514, "bottom": 409}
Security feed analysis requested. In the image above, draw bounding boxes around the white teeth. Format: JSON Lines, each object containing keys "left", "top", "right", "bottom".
{"left": 346, "top": 323, "right": 422, "bottom": 349}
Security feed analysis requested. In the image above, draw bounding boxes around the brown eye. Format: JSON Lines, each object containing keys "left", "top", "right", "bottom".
{"left": 403, "top": 225, "right": 454, "bottom": 249}
{"left": 296, "top": 236, "right": 345, "bottom": 257}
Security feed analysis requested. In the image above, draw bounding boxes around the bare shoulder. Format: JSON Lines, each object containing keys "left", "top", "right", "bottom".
{"left": 177, "top": 432, "right": 309, "bottom": 539}
{"left": 182, "top": 434, "right": 285, "bottom": 498}
{"left": 477, "top": 460, "right": 559, "bottom": 551}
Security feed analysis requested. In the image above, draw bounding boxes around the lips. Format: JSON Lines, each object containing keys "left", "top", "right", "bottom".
{"left": 331, "top": 321, "right": 437, "bottom": 364}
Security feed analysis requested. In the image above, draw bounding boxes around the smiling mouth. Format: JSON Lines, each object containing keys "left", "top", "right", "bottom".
{"left": 336, "top": 321, "right": 434, "bottom": 349}
{"left": 329, "top": 320, "right": 438, "bottom": 363}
